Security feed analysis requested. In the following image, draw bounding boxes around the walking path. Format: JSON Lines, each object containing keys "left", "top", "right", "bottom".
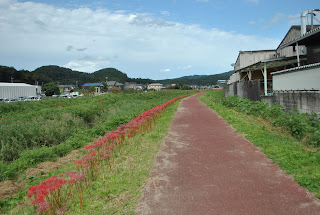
{"left": 135, "top": 93, "right": 320, "bottom": 215}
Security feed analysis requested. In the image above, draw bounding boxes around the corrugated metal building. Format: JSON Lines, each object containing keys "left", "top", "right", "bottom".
{"left": 272, "top": 63, "right": 320, "bottom": 91}
{"left": 0, "top": 83, "right": 41, "bottom": 99}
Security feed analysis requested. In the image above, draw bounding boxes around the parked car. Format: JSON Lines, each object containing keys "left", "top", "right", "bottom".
{"left": 59, "top": 94, "right": 68, "bottom": 98}
{"left": 25, "top": 96, "right": 40, "bottom": 101}
{"left": 18, "top": 97, "right": 27, "bottom": 101}
{"left": 4, "top": 98, "right": 18, "bottom": 103}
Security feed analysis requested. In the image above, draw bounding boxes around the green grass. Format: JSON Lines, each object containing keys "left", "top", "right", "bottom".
{"left": 0, "top": 90, "right": 194, "bottom": 181}
{"left": 66, "top": 100, "right": 182, "bottom": 214}
{"left": 200, "top": 90, "right": 320, "bottom": 198}
{"left": 4, "top": 96, "right": 183, "bottom": 214}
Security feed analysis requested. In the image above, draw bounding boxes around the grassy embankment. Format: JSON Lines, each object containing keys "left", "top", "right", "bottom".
{"left": 1, "top": 91, "right": 190, "bottom": 214}
{"left": 0, "top": 90, "right": 194, "bottom": 181}
{"left": 200, "top": 90, "right": 320, "bottom": 198}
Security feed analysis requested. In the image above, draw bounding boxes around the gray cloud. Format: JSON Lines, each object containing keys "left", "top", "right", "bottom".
{"left": 76, "top": 48, "right": 87, "bottom": 52}
{"left": 66, "top": 45, "right": 74, "bottom": 51}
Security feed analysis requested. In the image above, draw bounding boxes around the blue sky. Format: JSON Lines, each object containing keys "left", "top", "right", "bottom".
{"left": 0, "top": 0, "right": 319, "bottom": 79}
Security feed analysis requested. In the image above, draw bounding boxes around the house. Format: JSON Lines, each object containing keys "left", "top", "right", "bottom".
{"left": 263, "top": 26, "right": 320, "bottom": 115}
{"left": 276, "top": 25, "right": 319, "bottom": 61}
{"left": 82, "top": 83, "right": 104, "bottom": 94}
{"left": 147, "top": 83, "right": 164, "bottom": 91}
{"left": 58, "top": 84, "right": 77, "bottom": 94}
{"left": 106, "top": 81, "right": 124, "bottom": 91}
{"left": 217, "top": 80, "right": 227, "bottom": 85}
{"left": 124, "top": 82, "right": 143, "bottom": 91}
{"left": 225, "top": 23, "right": 318, "bottom": 100}
{"left": 225, "top": 8, "right": 320, "bottom": 115}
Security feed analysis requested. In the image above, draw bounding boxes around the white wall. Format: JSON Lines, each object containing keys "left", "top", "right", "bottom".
{"left": 273, "top": 66, "right": 320, "bottom": 91}
{"left": 227, "top": 72, "right": 240, "bottom": 84}
{"left": 235, "top": 51, "right": 276, "bottom": 71}
{"left": 0, "top": 83, "right": 41, "bottom": 99}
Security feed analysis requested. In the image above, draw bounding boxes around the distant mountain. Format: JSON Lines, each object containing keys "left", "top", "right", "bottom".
{"left": 157, "top": 70, "right": 233, "bottom": 86}
{"left": 0, "top": 65, "right": 129, "bottom": 86}
{"left": 0, "top": 65, "right": 233, "bottom": 86}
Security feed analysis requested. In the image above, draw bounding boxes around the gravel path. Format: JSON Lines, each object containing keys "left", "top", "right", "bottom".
{"left": 135, "top": 93, "right": 320, "bottom": 215}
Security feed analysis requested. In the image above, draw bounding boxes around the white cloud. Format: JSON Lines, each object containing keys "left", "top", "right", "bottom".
{"left": 262, "top": 13, "right": 284, "bottom": 30}
{"left": 287, "top": 14, "right": 300, "bottom": 25}
{"left": 161, "top": 11, "right": 170, "bottom": 16}
{"left": 160, "top": 68, "right": 171, "bottom": 72}
{"left": 178, "top": 65, "right": 192, "bottom": 70}
{"left": 64, "top": 56, "right": 110, "bottom": 72}
{"left": 0, "top": 0, "right": 280, "bottom": 79}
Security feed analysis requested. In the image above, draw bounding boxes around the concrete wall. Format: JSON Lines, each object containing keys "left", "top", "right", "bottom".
{"left": 262, "top": 92, "right": 320, "bottom": 115}
{"left": 273, "top": 66, "right": 320, "bottom": 91}
{"left": 224, "top": 80, "right": 262, "bottom": 101}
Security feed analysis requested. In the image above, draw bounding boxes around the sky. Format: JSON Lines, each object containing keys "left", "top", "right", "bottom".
{"left": 0, "top": 0, "right": 320, "bottom": 80}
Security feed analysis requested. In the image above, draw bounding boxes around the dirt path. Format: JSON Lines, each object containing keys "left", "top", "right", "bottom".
{"left": 135, "top": 93, "right": 320, "bottom": 215}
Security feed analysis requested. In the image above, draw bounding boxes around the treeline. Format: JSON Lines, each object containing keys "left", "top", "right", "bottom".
{"left": 157, "top": 70, "right": 233, "bottom": 86}
{"left": 0, "top": 65, "right": 233, "bottom": 86}
{"left": 0, "top": 65, "right": 152, "bottom": 87}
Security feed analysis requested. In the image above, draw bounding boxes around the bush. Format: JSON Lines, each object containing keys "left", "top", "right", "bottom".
{"left": 221, "top": 95, "right": 320, "bottom": 145}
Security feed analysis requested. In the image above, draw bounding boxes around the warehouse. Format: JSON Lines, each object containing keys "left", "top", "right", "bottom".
{"left": 0, "top": 82, "right": 42, "bottom": 99}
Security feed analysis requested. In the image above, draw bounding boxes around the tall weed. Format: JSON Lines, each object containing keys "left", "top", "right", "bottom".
{"left": 221, "top": 93, "right": 320, "bottom": 146}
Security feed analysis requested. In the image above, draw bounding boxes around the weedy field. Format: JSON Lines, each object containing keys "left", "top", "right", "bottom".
{"left": 0, "top": 90, "right": 195, "bottom": 214}
{"left": 0, "top": 90, "right": 194, "bottom": 181}
{"left": 200, "top": 90, "right": 320, "bottom": 198}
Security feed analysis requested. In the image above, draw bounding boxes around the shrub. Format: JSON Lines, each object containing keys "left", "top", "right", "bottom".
{"left": 220, "top": 95, "right": 320, "bottom": 145}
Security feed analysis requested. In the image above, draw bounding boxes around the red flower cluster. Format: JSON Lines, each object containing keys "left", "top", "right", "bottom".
{"left": 27, "top": 176, "right": 67, "bottom": 213}
{"left": 27, "top": 94, "right": 188, "bottom": 213}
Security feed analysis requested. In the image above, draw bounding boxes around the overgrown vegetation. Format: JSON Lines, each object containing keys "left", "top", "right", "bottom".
{"left": 220, "top": 94, "right": 320, "bottom": 146}
{"left": 200, "top": 90, "right": 320, "bottom": 198}
{"left": 0, "top": 90, "right": 194, "bottom": 181}
{"left": 3, "top": 94, "right": 184, "bottom": 214}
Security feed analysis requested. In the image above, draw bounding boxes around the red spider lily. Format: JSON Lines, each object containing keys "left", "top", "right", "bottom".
{"left": 74, "top": 160, "right": 89, "bottom": 168}
{"left": 90, "top": 150, "right": 96, "bottom": 157}
{"left": 55, "top": 105, "right": 59, "bottom": 107}
{"left": 28, "top": 175, "right": 67, "bottom": 213}
{"left": 26, "top": 94, "right": 189, "bottom": 214}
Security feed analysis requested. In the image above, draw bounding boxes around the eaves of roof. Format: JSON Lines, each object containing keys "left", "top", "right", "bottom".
{"left": 271, "top": 62, "right": 320, "bottom": 75}
{"left": 279, "top": 27, "right": 320, "bottom": 49}
{"left": 236, "top": 56, "right": 306, "bottom": 73}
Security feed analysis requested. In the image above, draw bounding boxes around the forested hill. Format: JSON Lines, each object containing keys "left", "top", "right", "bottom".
{"left": 0, "top": 65, "right": 233, "bottom": 86}
{"left": 0, "top": 65, "right": 131, "bottom": 86}
{"left": 157, "top": 70, "right": 233, "bottom": 86}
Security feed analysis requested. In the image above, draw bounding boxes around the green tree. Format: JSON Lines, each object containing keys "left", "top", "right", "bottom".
{"left": 43, "top": 82, "right": 60, "bottom": 96}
